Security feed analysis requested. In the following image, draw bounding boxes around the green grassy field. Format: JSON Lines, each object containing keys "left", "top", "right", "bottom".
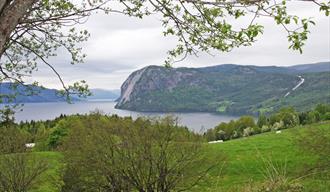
{"left": 193, "top": 122, "right": 330, "bottom": 191}
{"left": 33, "top": 122, "right": 330, "bottom": 192}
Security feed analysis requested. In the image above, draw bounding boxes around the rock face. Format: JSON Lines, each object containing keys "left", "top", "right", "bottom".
{"left": 116, "top": 67, "right": 147, "bottom": 105}
{"left": 115, "top": 63, "right": 330, "bottom": 115}
{"left": 116, "top": 65, "right": 198, "bottom": 107}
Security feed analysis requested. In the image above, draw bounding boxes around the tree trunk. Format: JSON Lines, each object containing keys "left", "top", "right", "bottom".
{"left": 0, "top": 0, "right": 36, "bottom": 59}
{"left": 0, "top": 1, "right": 8, "bottom": 14}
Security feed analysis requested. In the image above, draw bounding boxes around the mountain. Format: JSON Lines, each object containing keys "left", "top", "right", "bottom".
{"left": 0, "top": 82, "right": 67, "bottom": 103}
{"left": 287, "top": 62, "right": 330, "bottom": 73}
{"left": 115, "top": 62, "right": 330, "bottom": 115}
{"left": 0, "top": 83, "right": 121, "bottom": 103}
{"left": 87, "top": 89, "right": 120, "bottom": 100}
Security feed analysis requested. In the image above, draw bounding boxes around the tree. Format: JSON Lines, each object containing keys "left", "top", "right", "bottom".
{"left": 116, "top": 117, "right": 210, "bottom": 192}
{"left": 47, "top": 118, "right": 75, "bottom": 149}
{"left": 257, "top": 113, "right": 268, "bottom": 128}
{"left": 324, "top": 112, "right": 330, "bottom": 120}
{"left": 306, "top": 110, "right": 320, "bottom": 124}
{"left": 0, "top": 153, "right": 49, "bottom": 192}
{"left": 204, "top": 128, "right": 216, "bottom": 141}
{"left": 0, "top": 0, "right": 329, "bottom": 98}
{"left": 0, "top": 125, "right": 26, "bottom": 154}
{"left": 235, "top": 115, "right": 256, "bottom": 135}
{"left": 298, "top": 111, "right": 308, "bottom": 125}
{"left": 315, "top": 103, "right": 330, "bottom": 115}
{"left": 0, "top": 105, "right": 15, "bottom": 128}
{"left": 0, "top": 108, "right": 49, "bottom": 192}
{"left": 0, "top": 106, "right": 26, "bottom": 154}
{"left": 61, "top": 115, "right": 213, "bottom": 192}
{"left": 214, "top": 122, "right": 230, "bottom": 140}
{"left": 269, "top": 107, "right": 299, "bottom": 128}
{"left": 214, "top": 121, "right": 233, "bottom": 140}
{"left": 314, "top": 103, "right": 330, "bottom": 120}
{"left": 281, "top": 107, "right": 300, "bottom": 128}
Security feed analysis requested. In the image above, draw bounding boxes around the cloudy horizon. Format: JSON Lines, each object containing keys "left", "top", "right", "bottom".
{"left": 28, "top": 1, "right": 330, "bottom": 90}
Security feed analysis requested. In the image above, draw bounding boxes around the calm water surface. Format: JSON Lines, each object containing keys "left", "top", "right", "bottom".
{"left": 2, "top": 101, "right": 237, "bottom": 132}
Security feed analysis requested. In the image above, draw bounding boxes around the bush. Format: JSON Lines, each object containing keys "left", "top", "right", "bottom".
{"left": 261, "top": 125, "right": 270, "bottom": 133}
{"left": 315, "top": 103, "right": 330, "bottom": 115}
{"left": 269, "top": 107, "right": 299, "bottom": 128}
{"left": 306, "top": 110, "right": 320, "bottom": 124}
{"left": 216, "top": 130, "right": 227, "bottom": 140}
{"left": 0, "top": 126, "right": 26, "bottom": 154}
{"left": 243, "top": 127, "right": 254, "bottom": 137}
{"left": 322, "top": 112, "right": 330, "bottom": 120}
{"left": 257, "top": 114, "right": 268, "bottom": 128}
{"left": 47, "top": 118, "right": 81, "bottom": 149}
{"left": 204, "top": 129, "right": 216, "bottom": 141}
{"left": 0, "top": 153, "right": 49, "bottom": 192}
{"left": 253, "top": 126, "right": 261, "bottom": 134}
{"left": 272, "top": 121, "right": 284, "bottom": 131}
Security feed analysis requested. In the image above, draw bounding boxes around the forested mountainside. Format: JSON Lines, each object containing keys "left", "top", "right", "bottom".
{"left": 0, "top": 82, "right": 66, "bottom": 103}
{"left": 0, "top": 83, "right": 120, "bottom": 103}
{"left": 116, "top": 62, "right": 330, "bottom": 115}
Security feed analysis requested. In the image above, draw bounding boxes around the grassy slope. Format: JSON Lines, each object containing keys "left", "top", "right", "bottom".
{"left": 193, "top": 122, "right": 330, "bottom": 191}
{"left": 33, "top": 122, "right": 330, "bottom": 192}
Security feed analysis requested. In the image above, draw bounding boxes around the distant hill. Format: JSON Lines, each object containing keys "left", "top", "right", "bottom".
{"left": 0, "top": 82, "right": 67, "bottom": 103}
{"left": 287, "top": 62, "right": 330, "bottom": 73}
{"left": 115, "top": 62, "right": 330, "bottom": 115}
{"left": 87, "top": 89, "right": 120, "bottom": 100}
{"left": 0, "top": 83, "right": 121, "bottom": 103}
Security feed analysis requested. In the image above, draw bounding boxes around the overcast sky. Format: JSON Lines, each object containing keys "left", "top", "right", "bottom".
{"left": 31, "top": 2, "right": 330, "bottom": 90}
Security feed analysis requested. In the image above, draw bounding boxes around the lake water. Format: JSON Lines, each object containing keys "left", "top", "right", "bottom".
{"left": 1, "top": 101, "right": 237, "bottom": 132}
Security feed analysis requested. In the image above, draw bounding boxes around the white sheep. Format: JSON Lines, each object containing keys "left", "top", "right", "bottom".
{"left": 208, "top": 140, "right": 224, "bottom": 144}
{"left": 25, "top": 143, "right": 36, "bottom": 148}
{"left": 275, "top": 130, "right": 282, "bottom": 134}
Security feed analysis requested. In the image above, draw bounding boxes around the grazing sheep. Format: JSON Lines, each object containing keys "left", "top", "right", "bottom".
{"left": 208, "top": 140, "right": 224, "bottom": 144}
{"left": 25, "top": 143, "right": 36, "bottom": 148}
{"left": 276, "top": 130, "right": 282, "bottom": 134}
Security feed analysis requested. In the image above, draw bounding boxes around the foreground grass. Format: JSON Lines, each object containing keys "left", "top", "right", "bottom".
{"left": 33, "top": 122, "right": 330, "bottom": 192}
{"left": 193, "top": 122, "right": 330, "bottom": 191}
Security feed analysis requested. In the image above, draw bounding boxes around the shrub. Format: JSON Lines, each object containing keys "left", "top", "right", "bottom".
{"left": 261, "top": 125, "right": 270, "bottom": 133}
{"left": 306, "top": 110, "right": 320, "bottom": 124}
{"left": 269, "top": 107, "right": 299, "bottom": 128}
{"left": 232, "top": 130, "right": 240, "bottom": 139}
{"left": 257, "top": 114, "right": 268, "bottom": 128}
{"left": 322, "top": 112, "right": 330, "bottom": 120}
{"left": 47, "top": 118, "right": 82, "bottom": 149}
{"left": 243, "top": 127, "right": 254, "bottom": 137}
{"left": 216, "top": 130, "right": 227, "bottom": 140}
{"left": 315, "top": 103, "right": 330, "bottom": 115}
{"left": 253, "top": 126, "right": 261, "bottom": 134}
{"left": 272, "top": 121, "right": 284, "bottom": 131}
{"left": 204, "top": 129, "right": 216, "bottom": 141}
